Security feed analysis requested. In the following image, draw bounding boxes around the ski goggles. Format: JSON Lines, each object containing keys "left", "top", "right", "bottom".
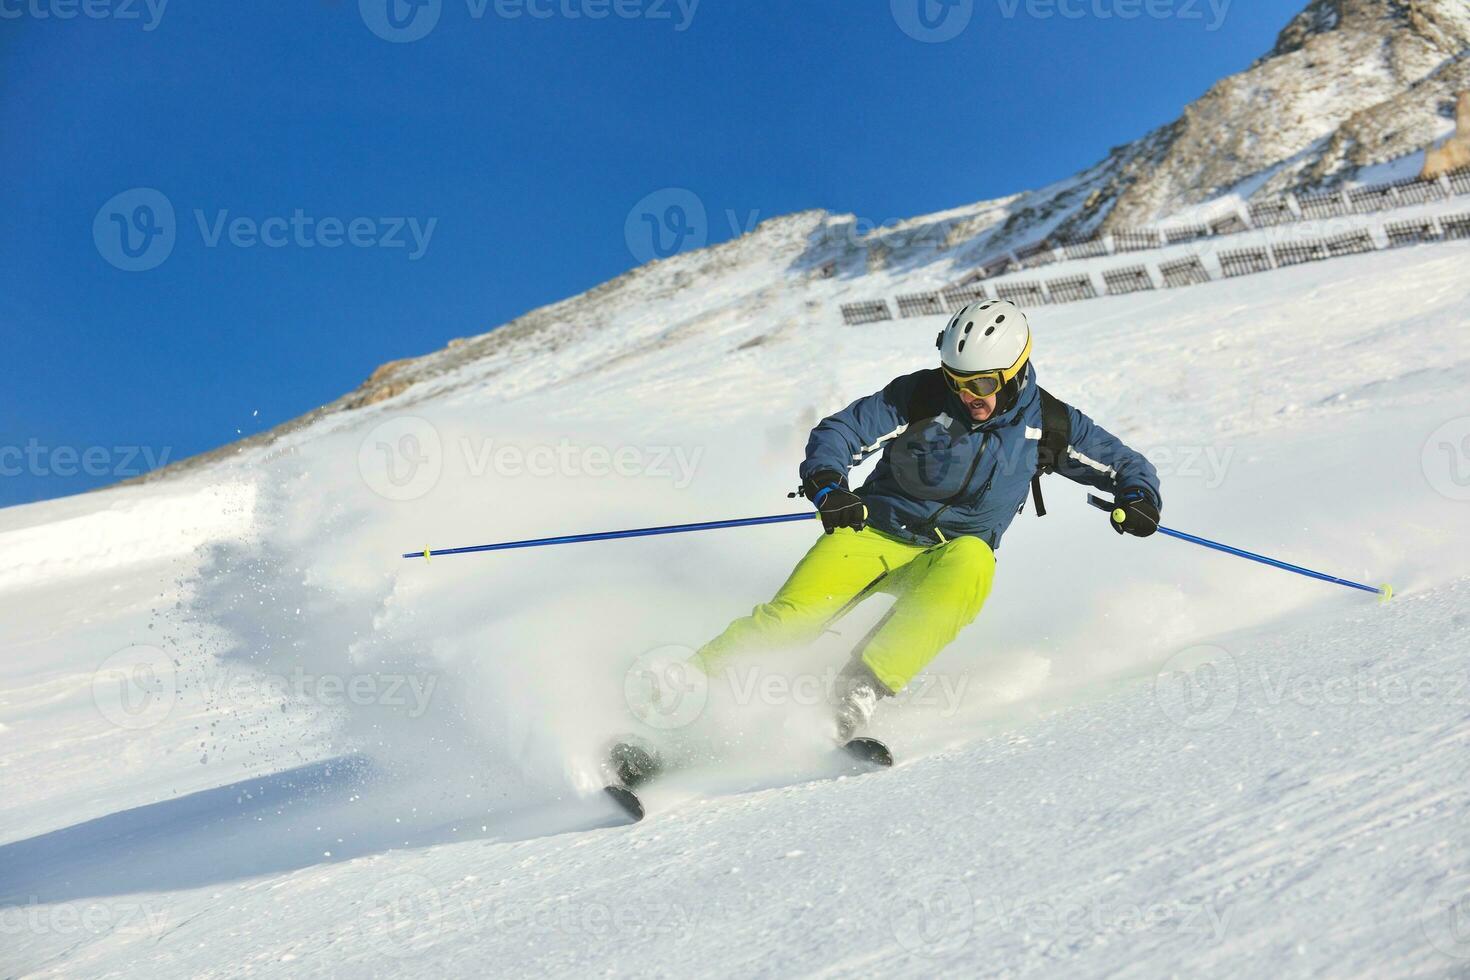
{"left": 941, "top": 366, "right": 1009, "bottom": 399}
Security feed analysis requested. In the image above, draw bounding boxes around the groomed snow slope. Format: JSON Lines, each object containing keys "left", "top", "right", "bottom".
{"left": 2, "top": 242, "right": 1469, "bottom": 977}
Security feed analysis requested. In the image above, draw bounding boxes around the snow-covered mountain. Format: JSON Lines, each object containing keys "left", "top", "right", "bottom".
{"left": 4, "top": 1, "right": 1470, "bottom": 976}
{"left": 1090, "top": 0, "right": 1470, "bottom": 229}
{"left": 105, "top": 0, "right": 1467, "bottom": 473}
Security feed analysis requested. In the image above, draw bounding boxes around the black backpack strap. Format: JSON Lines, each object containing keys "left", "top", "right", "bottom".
{"left": 1031, "top": 387, "right": 1071, "bottom": 518}
{"left": 906, "top": 368, "right": 951, "bottom": 422}
{"left": 908, "top": 373, "right": 1071, "bottom": 518}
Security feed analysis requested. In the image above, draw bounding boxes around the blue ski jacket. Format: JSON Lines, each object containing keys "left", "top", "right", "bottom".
{"left": 800, "top": 365, "right": 1161, "bottom": 550}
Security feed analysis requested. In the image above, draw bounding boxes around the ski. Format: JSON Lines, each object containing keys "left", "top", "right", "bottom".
{"left": 603, "top": 784, "right": 646, "bottom": 822}
{"left": 842, "top": 736, "right": 893, "bottom": 768}
{"left": 601, "top": 736, "right": 892, "bottom": 823}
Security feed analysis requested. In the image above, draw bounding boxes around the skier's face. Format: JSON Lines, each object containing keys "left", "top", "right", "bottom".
{"left": 957, "top": 388, "right": 997, "bottom": 421}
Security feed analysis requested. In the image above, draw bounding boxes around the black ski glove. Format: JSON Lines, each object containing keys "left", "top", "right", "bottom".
{"left": 1110, "top": 487, "right": 1160, "bottom": 537}
{"left": 800, "top": 470, "right": 867, "bottom": 535}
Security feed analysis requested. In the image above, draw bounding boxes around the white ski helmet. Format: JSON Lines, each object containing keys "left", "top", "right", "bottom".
{"left": 935, "top": 299, "right": 1032, "bottom": 380}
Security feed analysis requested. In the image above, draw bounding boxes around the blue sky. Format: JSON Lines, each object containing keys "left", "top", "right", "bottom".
{"left": 0, "top": 0, "right": 1297, "bottom": 506}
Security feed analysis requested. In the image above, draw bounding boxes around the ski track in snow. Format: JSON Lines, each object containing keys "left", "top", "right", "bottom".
{"left": 2, "top": 243, "right": 1470, "bottom": 977}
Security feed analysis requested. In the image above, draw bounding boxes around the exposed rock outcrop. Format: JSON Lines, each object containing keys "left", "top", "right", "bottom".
{"left": 1087, "top": 0, "right": 1470, "bottom": 230}
{"left": 1423, "top": 90, "right": 1470, "bottom": 177}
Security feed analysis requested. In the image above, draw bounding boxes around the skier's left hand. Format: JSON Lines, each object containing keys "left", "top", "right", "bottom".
{"left": 1110, "top": 487, "right": 1159, "bottom": 537}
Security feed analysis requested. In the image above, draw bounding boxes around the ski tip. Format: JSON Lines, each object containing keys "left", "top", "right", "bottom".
{"left": 603, "top": 784, "right": 645, "bottom": 822}
{"left": 1378, "top": 583, "right": 1394, "bottom": 604}
{"left": 842, "top": 736, "right": 894, "bottom": 768}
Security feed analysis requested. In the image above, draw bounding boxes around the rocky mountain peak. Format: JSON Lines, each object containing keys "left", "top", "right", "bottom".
{"left": 1267, "top": 0, "right": 1343, "bottom": 59}
{"left": 1056, "top": 0, "right": 1470, "bottom": 234}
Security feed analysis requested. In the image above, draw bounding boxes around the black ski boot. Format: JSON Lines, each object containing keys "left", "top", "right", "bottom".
{"left": 608, "top": 739, "right": 663, "bottom": 789}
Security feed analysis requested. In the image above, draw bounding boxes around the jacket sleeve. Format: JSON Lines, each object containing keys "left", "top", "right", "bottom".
{"left": 800, "top": 372, "right": 922, "bottom": 484}
{"left": 1055, "top": 405, "right": 1162, "bottom": 509}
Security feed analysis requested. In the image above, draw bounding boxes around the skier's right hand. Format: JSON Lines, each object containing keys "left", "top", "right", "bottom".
{"left": 802, "top": 470, "right": 867, "bottom": 535}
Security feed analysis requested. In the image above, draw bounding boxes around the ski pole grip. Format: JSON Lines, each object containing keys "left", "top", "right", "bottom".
{"left": 1086, "top": 493, "right": 1127, "bottom": 525}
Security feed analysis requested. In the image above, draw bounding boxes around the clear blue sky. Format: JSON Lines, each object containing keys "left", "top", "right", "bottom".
{"left": 0, "top": 0, "right": 1298, "bottom": 506}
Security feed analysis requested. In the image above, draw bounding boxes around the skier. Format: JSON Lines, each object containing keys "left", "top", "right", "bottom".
{"left": 692, "top": 299, "right": 1162, "bottom": 741}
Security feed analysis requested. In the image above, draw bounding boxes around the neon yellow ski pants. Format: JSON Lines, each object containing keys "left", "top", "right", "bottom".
{"left": 693, "top": 527, "right": 996, "bottom": 693}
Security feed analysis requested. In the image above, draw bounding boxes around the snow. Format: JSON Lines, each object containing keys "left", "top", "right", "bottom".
{"left": 3, "top": 230, "right": 1470, "bottom": 976}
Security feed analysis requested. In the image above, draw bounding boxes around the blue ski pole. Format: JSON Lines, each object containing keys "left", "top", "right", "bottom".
{"left": 402, "top": 511, "right": 816, "bottom": 560}
{"left": 1086, "top": 495, "right": 1392, "bottom": 601}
